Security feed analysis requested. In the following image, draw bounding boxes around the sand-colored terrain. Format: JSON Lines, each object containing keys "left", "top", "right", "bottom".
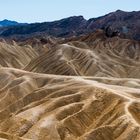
{"left": 25, "top": 31, "right": 140, "bottom": 78}
{"left": 0, "top": 42, "right": 38, "bottom": 68}
{"left": 0, "top": 68, "right": 140, "bottom": 140}
{"left": 0, "top": 31, "right": 140, "bottom": 140}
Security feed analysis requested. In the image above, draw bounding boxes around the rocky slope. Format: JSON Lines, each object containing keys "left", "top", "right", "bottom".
{"left": 25, "top": 30, "right": 140, "bottom": 78}
{"left": 0, "top": 10, "right": 140, "bottom": 40}
{"left": 86, "top": 10, "right": 140, "bottom": 40}
{"left": 0, "top": 68, "right": 140, "bottom": 140}
{"left": 0, "top": 41, "right": 38, "bottom": 68}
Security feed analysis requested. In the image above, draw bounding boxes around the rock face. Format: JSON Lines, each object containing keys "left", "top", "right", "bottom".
{"left": 86, "top": 10, "right": 140, "bottom": 40}
{"left": 0, "top": 10, "right": 140, "bottom": 40}
{"left": 0, "top": 16, "right": 86, "bottom": 38}
{"left": 0, "top": 27, "right": 140, "bottom": 139}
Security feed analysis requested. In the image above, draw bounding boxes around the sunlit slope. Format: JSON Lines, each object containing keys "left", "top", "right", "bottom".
{"left": 25, "top": 32, "right": 140, "bottom": 78}
{"left": 0, "top": 68, "right": 140, "bottom": 140}
{"left": 0, "top": 42, "right": 38, "bottom": 68}
{"left": 0, "top": 30, "right": 140, "bottom": 140}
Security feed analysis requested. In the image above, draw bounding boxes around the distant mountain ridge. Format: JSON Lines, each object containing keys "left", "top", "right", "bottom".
{"left": 0, "top": 10, "right": 140, "bottom": 40}
{"left": 0, "top": 19, "right": 27, "bottom": 27}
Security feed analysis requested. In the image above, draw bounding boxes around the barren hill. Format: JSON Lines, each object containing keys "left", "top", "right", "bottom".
{"left": 25, "top": 31, "right": 140, "bottom": 78}
{"left": 0, "top": 23, "right": 139, "bottom": 139}
{"left": 0, "top": 42, "right": 38, "bottom": 68}
{"left": 0, "top": 68, "right": 140, "bottom": 140}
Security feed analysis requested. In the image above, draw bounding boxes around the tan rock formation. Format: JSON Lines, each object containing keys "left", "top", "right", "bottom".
{"left": 0, "top": 68, "right": 140, "bottom": 140}
{"left": 0, "top": 31, "right": 140, "bottom": 140}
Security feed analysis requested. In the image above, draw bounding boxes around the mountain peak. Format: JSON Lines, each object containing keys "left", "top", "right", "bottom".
{"left": 115, "top": 9, "right": 125, "bottom": 13}
{"left": 0, "top": 19, "right": 19, "bottom": 27}
{"left": 59, "top": 15, "right": 86, "bottom": 22}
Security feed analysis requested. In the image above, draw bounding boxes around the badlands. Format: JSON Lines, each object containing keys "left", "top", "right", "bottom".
{"left": 0, "top": 30, "right": 140, "bottom": 140}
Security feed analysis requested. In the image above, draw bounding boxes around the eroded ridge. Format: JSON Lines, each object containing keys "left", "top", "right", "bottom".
{"left": 0, "top": 68, "right": 140, "bottom": 140}
{"left": 25, "top": 33, "right": 140, "bottom": 78}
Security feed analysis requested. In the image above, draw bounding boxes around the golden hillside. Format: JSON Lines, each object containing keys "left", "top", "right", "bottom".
{"left": 0, "top": 68, "right": 140, "bottom": 140}
{"left": 25, "top": 31, "right": 140, "bottom": 78}
{"left": 0, "top": 31, "right": 140, "bottom": 140}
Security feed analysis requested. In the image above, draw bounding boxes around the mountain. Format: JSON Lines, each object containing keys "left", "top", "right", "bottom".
{"left": 0, "top": 19, "right": 23, "bottom": 27}
{"left": 24, "top": 30, "right": 140, "bottom": 78}
{"left": 86, "top": 10, "right": 140, "bottom": 40}
{"left": 0, "top": 16, "right": 86, "bottom": 38}
{"left": 0, "top": 10, "right": 140, "bottom": 40}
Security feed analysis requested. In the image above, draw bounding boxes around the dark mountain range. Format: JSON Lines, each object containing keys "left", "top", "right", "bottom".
{"left": 0, "top": 10, "right": 140, "bottom": 40}
{"left": 0, "top": 16, "right": 86, "bottom": 38}
{"left": 0, "top": 19, "right": 27, "bottom": 27}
